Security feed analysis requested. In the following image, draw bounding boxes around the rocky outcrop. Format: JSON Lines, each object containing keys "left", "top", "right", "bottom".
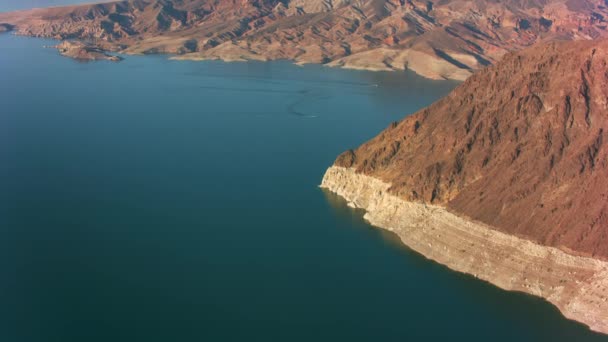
{"left": 54, "top": 40, "right": 122, "bottom": 61}
{"left": 0, "top": 23, "right": 14, "bottom": 33}
{"left": 321, "top": 166, "right": 608, "bottom": 334}
{"left": 1, "top": 0, "right": 608, "bottom": 80}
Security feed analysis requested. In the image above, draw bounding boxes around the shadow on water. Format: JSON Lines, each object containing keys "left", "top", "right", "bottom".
{"left": 320, "top": 188, "right": 608, "bottom": 341}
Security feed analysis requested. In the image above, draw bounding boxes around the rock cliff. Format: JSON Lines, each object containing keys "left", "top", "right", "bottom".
{"left": 322, "top": 38, "right": 608, "bottom": 333}
{"left": 321, "top": 166, "right": 608, "bottom": 334}
{"left": 331, "top": 39, "right": 608, "bottom": 259}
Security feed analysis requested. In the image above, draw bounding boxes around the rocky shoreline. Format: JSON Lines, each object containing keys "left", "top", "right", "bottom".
{"left": 321, "top": 166, "right": 608, "bottom": 334}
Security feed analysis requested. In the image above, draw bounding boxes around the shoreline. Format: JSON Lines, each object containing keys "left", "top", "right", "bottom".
{"left": 321, "top": 166, "right": 608, "bottom": 335}
{"left": 2, "top": 32, "right": 469, "bottom": 81}
{"left": 125, "top": 48, "right": 470, "bottom": 81}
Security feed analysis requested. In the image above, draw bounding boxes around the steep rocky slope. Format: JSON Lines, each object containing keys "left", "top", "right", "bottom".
{"left": 322, "top": 38, "right": 608, "bottom": 333}
{"left": 2, "top": 0, "right": 608, "bottom": 79}
{"left": 331, "top": 38, "right": 608, "bottom": 259}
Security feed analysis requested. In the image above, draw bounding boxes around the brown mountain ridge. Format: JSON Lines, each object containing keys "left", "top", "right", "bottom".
{"left": 332, "top": 38, "right": 608, "bottom": 259}
{"left": 321, "top": 38, "right": 608, "bottom": 333}
{"left": 2, "top": 0, "right": 608, "bottom": 79}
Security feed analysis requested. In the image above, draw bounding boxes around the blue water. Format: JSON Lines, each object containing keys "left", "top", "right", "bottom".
{"left": 0, "top": 0, "right": 112, "bottom": 12}
{"left": 0, "top": 34, "right": 606, "bottom": 342}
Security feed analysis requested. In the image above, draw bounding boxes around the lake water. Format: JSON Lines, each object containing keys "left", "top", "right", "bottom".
{"left": 0, "top": 34, "right": 606, "bottom": 342}
{"left": 0, "top": 0, "right": 113, "bottom": 12}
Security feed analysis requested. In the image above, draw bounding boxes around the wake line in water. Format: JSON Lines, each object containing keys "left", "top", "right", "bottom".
{"left": 183, "top": 72, "right": 285, "bottom": 86}
{"left": 194, "top": 85, "right": 308, "bottom": 95}
{"left": 182, "top": 71, "right": 377, "bottom": 88}
{"left": 287, "top": 93, "right": 331, "bottom": 118}
{"left": 188, "top": 83, "right": 327, "bottom": 118}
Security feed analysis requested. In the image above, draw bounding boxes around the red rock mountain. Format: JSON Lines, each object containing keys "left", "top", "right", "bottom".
{"left": 1, "top": 0, "right": 608, "bottom": 79}
{"left": 334, "top": 38, "right": 608, "bottom": 259}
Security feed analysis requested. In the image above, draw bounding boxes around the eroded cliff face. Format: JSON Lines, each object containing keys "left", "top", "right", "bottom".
{"left": 321, "top": 166, "right": 608, "bottom": 334}
{"left": 334, "top": 39, "right": 608, "bottom": 259}
{"left": 1, "top": 0, "right": 608, "bottom": 80}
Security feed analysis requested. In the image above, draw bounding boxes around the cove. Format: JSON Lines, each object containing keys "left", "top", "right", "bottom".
{"left": 0, "top": 34, "right": 606, "bottom": 341}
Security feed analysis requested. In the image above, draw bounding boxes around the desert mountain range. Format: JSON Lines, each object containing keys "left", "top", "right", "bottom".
{"left": 1, "top": 0, "right": 608, "bottom": 79}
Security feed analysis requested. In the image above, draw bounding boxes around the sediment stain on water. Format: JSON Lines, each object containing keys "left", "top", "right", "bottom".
{"left": 0, "top": 34, "right": 606, "bottom": 341}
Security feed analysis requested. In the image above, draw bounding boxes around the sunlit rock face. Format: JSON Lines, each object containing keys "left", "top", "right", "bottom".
{"left": 331, "top": 38, "right": 608, "bottom": 259}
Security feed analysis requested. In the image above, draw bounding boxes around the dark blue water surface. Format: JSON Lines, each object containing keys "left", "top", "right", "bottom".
{"left": 1, "top": 34, "right": 607, "bottom": 342}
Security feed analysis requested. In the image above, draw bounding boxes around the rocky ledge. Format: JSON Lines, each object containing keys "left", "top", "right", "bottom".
{"left": 321, "top": 166, "right": 608, "bottom": 334}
